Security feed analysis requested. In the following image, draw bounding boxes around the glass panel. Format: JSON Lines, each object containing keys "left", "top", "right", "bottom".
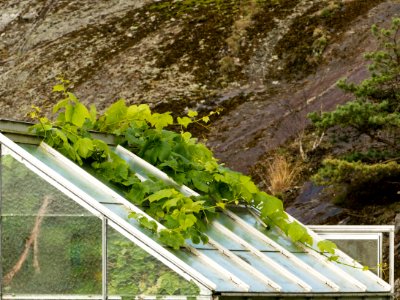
{"left": 296, "top": 253, "right": 386, "bottom": 292}
{"left": 214, "top": 214, "right": 277, "bottom": 251}
{"left": 1, "top": 152, "right": 102, "bottom": 296}
{"left": 263, "top": 252, "right": 334, "bottom": 292}
{"left": 107, "top": 225, "right": 200, "bottom": 299}
{"left": 20, "top": 144, "right": 120, "bottom": 204}
{"left": 231, "top": 251, "right": 303, "bottom": 292}
{"left": 197, "top": 249, "right": 275, "bottom": 293}
{"left": 329, "top": 238, "right": 378, "bottom": 275}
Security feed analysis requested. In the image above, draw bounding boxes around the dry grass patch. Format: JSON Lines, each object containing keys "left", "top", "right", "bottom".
{"left": 265, "top": 154, "right": 301, "bottom": 196}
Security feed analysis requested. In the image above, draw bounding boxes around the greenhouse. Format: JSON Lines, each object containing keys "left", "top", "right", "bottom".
{"left": 0, "top": 120, "right": 394, "bottom": 300}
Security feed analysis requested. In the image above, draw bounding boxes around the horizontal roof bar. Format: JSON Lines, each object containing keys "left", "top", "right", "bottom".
{"left": 308, "top": 225, "right": 395, "bottom": 233}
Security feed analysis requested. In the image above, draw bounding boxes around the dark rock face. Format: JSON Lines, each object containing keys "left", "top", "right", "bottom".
{"left": 1, "top": 0, "right": 399, "bottom": 294}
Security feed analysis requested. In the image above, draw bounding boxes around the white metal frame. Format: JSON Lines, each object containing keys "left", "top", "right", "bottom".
{"left": 309, "top": 225, "right": 395, "bottom": 290}
{"left": 283, "top": 214, "right": 392, "bottom": 292}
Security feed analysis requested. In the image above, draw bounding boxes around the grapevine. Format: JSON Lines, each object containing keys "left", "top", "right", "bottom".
{"left": 29, "top": 78, "right": 333, "bottom": 256}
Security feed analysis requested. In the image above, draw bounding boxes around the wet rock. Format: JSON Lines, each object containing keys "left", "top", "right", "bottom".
{"left": 395, "top": 213, "right": 400, "bottom": 234}
{"left": 395, "top": 278, "right": 400, "bottom": 300}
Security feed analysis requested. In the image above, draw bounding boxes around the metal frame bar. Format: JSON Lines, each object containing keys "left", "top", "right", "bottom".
{"left": 102, "top": 217, "right": 108, "bottom": 300}
{"left": 0, "top": 144, "right": 3, "bottom": 299}
{"left": 41, "top": 142, "right": 246, "bottom": 293}
{"left": 0, "top": 134, "right": 213, "bottom": 295}
{"left": 308, "top": 225, "right": 395, "bottom": 232}
{"left": 389, "top": 230, "right": 395, "bottom": 291}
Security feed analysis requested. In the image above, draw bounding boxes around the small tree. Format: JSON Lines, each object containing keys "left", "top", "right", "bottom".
{"left": 308, "top": 17, "right": 400, "bottom": 203}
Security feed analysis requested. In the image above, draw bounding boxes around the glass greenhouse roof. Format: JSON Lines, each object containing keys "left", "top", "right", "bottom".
{"left": 0, "top": 122, "right": 393, "bottom": 300}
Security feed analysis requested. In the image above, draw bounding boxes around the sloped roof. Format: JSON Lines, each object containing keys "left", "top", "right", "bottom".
{"left": 0, "top": 120, "right": 393, "bottom": 297}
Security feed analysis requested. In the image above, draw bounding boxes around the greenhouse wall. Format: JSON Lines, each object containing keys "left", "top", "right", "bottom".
{"left": 0, "top": 144, "right": 204, "bottom": 300}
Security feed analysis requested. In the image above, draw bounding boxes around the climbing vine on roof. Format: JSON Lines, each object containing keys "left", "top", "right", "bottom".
{"left": 29, "top": 79, "right": 332, "bottom": 255}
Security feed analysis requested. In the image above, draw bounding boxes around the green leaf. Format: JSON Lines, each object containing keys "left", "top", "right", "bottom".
{"left": 53, "top": 98, "right": 70, "bottom": 113}
{"left": 74, "top": 137, "right": 94, "bottom": 158}
{"left": 216, "top": 202, "right": 226, "bottom": 209}
{"left": 177, "top": 116, "right": 192, "bottom": 128}
{"left": 147, "top": 189, "right": 177, "bottom": 202}
{"left": 163, "top": 198, "right": 180, "bottom": 212}
{"left": 52, "top": 84, "right": 65, "bottom": 92}
{"left": 181, "top": 131, "right": 192, "bottom": 142}
{"left": 138, "top": 216, "right": 158, "bottom": 232}
{"left": 149, "top": 113, "right": 173, "bottom": 131}
{"left": 103, "top": 99, "right": 127, "bottom": 127}
{"left": 179, "top": 213, "right": 197, "bottom": 230}
{"left": 89, "top": 104, "right": 97, "bottom": 123}
{"left": 287, "top": 221, "right": 306, "bottom": 242}
{"left": 240, "top": 175, "right": 258, "bottom": 194}
{"left": 187, "top": 110, "right": 198, "bottom": 117}
{"left": 202, "top": 116, "right": 210, "bottom": 123}
{"left": 317, "top": 240, "right": 337, "bottom": 254}
{"left": 67, "top": 92, "right": 78, "bottom": 102}
{"left": 258, "top": 192, "right": 283, "bottom": 216}
{"left": 159, "top": 230, "right": 185, "bottom": 249}
{"left": 127, "top": 104, "right": 151, "bottom": 121}
{"left": 71, "top": 103, "right": 91, "bottom": 127}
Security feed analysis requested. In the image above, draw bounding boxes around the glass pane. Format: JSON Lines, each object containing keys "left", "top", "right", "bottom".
{"left": 330, "top": 238, "right": 379, "bottom": 275}
{"left": 1, "top": 152, "right": 102, "bottom": 296}
{"left": 107, "top": 225, "right": 200, "bottom": 299}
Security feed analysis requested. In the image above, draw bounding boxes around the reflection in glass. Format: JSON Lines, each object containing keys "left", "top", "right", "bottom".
{"left": 1, "top": 153, "right": 102, "bottom": 295}
{"left": 107, "top": 225, "right": 200, "bottom": 299}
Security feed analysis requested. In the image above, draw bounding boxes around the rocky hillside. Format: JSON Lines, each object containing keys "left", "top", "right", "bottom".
{"left": 1, "top": 0, "right": 399, "bottom": 295}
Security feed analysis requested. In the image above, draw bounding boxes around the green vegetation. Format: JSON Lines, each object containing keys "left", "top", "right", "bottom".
{"left": 29, "top": 78, "right": 334, "bottom": 255}
{"left": 309, "top": 17, "right": 400, "bottom": 203}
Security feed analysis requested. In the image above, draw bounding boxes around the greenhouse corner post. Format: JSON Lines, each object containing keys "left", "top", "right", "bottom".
{"left": 102, "top": 217, "right": 108, "bottom": 300}
{"left": 0, "top": 145, "right": 2, "bottom": 299}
